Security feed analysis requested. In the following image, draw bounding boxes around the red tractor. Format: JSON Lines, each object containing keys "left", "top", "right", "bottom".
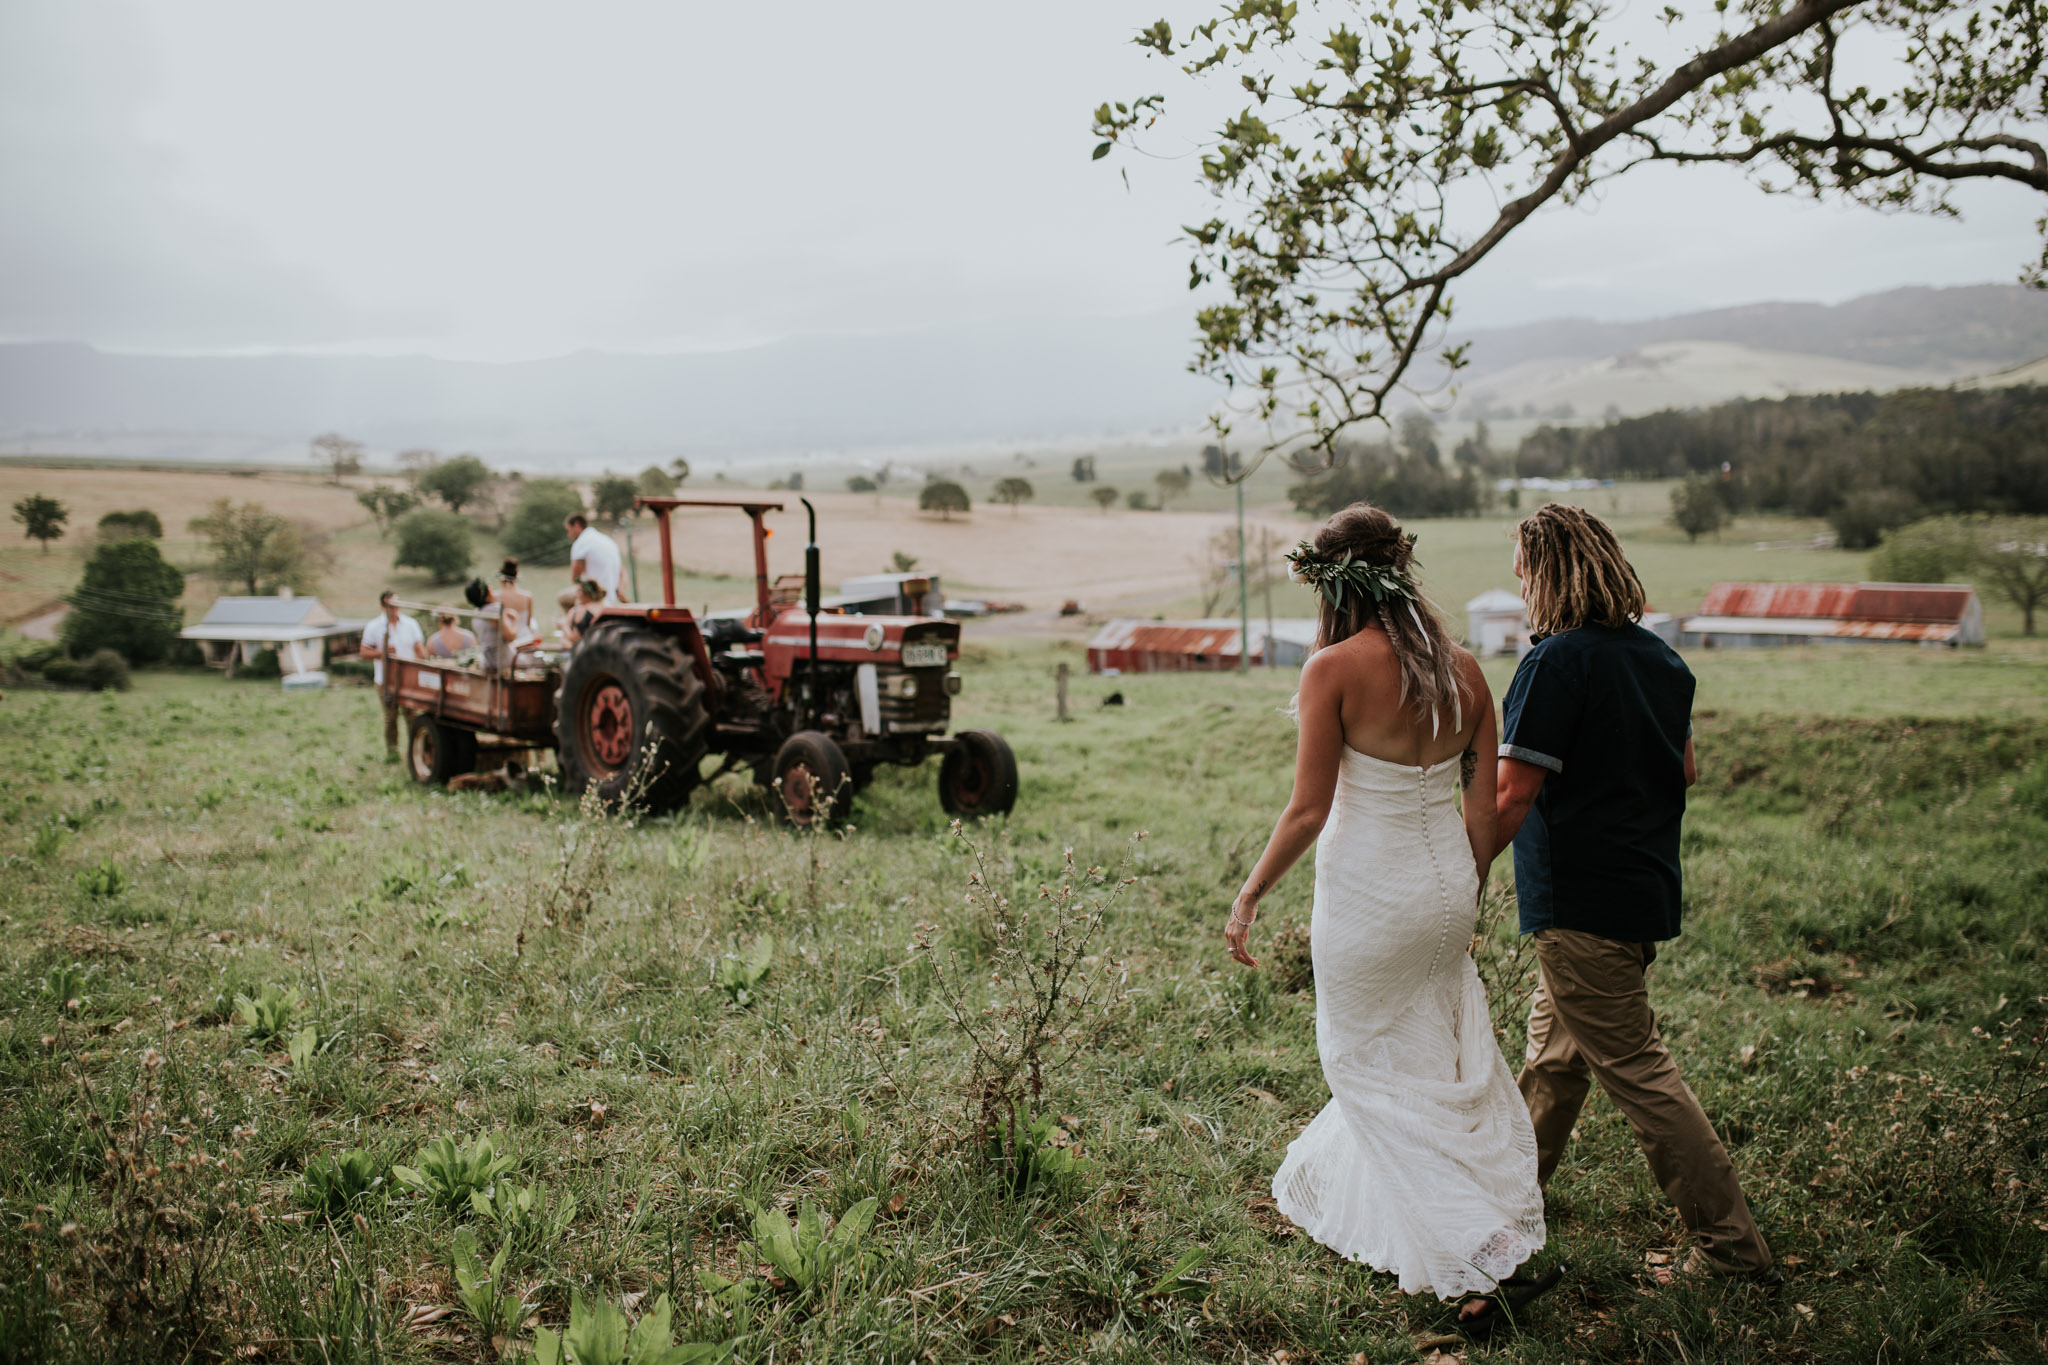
{"left": 550, "top": 496, "right": 1017, "bottom": 823}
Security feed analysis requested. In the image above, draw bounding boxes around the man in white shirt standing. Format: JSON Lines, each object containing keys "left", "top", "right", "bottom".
{"left": 359, "top": 590, "right": 425, "bottom": 758}
{"left": 562, "top": 513, "right": 624, "bottom": 611}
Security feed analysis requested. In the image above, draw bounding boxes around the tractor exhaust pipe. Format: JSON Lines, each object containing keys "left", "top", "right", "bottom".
{"left": 800, "top": 497, "right": 820, "bottom": 728}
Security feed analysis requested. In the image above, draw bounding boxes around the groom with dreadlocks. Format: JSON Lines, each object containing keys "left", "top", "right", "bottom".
{"left": 1493, "top": 503, "right": 1780, "bottom": 1287}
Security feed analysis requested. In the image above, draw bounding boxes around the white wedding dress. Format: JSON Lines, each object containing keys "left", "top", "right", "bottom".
{"left": 1272, "top": 746, "right": 1546, "bottom": 1299}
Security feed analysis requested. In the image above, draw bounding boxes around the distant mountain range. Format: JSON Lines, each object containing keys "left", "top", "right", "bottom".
{"left": 1, "top": 284, "right": 2042, "bottom": 466}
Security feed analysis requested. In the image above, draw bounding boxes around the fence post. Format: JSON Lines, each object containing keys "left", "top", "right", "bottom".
{"left": 1056, "top": 661, "right": 1070, "bottom": 722}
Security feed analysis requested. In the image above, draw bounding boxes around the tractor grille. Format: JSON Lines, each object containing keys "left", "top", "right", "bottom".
{"left": 879, "top": 668, "right": 950, "bottom": 732}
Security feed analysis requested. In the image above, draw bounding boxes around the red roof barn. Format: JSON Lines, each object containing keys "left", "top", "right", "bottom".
{"left": 1683, "top": 582, "right": 1984, "bottom": 647}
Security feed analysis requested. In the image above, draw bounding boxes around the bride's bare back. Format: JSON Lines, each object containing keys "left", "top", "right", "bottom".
{"left": 1315, "top": 625, "right": 1487, "bottom": 770}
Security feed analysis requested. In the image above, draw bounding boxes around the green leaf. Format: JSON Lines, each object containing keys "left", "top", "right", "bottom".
{"left": 624, "top": 1292, "right": 675, "bottom": 1360}
{"left": 831, "top": 1196, "right": 880, "bottom": 1245}
{"left": 1092, "top": 140, "right": 1114, "bottom": 160}
{"left": 533, "top": 1327, "right": 564, "bottom": 1365}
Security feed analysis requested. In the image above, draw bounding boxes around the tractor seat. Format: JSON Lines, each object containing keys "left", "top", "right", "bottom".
{"left": 702, "top": 617, "right": 763, "bottom": 648}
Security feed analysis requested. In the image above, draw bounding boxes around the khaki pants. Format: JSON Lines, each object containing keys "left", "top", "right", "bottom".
{"left": 1518, "top": 927, "right": 1773, "bottom": 1274}
{"left": 382, "top": 690, "right": 403, "bottom": 755}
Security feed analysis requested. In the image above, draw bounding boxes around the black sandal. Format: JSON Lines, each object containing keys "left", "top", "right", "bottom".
{"left": 1455, "top": 1261, "right": 1569, "bottom": 1342}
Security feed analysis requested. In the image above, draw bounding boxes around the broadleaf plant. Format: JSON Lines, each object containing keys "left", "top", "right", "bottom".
{"left": 393, "top": 1132, "right": 515, "bottom": 1211}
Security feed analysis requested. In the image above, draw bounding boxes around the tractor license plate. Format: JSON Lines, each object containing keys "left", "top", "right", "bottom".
{"left": 900, "top": 642, "right": 949, "bottom": 668}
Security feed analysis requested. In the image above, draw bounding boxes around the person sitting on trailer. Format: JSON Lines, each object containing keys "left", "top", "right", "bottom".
{"left": 428, "top": 612, "right": 476, "bottom": 659}
{"left": 496, "top": 557, "right": 538, "bottom": 645}
{"left": 561, "top": 513, "right": 622, "bottom": 610}
{"left": 562, "top": 578, "right": 606, "bottom": 647}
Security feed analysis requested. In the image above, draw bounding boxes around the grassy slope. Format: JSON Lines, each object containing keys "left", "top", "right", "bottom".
{"left": 0, "top": 644, "right": 2043, "bottom": 1363}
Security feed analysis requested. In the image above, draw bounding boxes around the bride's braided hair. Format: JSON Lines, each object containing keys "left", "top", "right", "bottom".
{"left": 1516, "top": 503, "right": 1646, "bottom": 637}
{"left": 1308, "top": 502, "right": 1466, "bottom": 734}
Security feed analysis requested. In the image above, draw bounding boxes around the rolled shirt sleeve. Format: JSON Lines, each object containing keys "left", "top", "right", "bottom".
{"left": 1499, "top": 649, "right": 1579, "bottom": 774}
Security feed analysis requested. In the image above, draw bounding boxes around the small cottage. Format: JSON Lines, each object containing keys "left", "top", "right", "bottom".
{"left": 1465, "top": 588, "right": 1530, "bottom": 658}
{"left": 181, "top": 593, "right": 367, "bottom": 676}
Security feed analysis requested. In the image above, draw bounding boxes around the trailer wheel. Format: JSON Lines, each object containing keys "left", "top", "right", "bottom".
{"left": 408, "top": 713, "right": 476, "bottom": 786}
{"left": 772, "top": 730, "right": 852, "bottom": 828}
{"left": 938, "top": 729, "right": 1018, "bottom": 818}
{"left": 556, "top": 622, "right": 709, "bottom": 814}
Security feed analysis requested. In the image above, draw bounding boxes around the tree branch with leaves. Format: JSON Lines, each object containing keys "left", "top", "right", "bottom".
{"left": 1095, "top": 0, "right": 2048, "bottom": 478}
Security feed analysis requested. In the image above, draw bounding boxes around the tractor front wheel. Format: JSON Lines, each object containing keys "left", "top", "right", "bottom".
{"left": 772, "top": 730, "right": 852, "bottom": 828}
{"left": 556, "top": 622, "right": 710, "bottom": 813}
{"left": 407, "top": 713, "right": 476, "bottom": 786}
{"left": 938, "top": 729, "right": 1018, "bottom": 818}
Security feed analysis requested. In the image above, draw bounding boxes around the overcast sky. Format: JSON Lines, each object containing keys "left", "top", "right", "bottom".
{"left": 2, "top": 0, "right": 2040, "bottom": 361}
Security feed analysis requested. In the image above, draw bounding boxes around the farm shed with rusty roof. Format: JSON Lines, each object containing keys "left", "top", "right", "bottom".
{"left": 1681, "top": 582, "right": 1984, "bottom": 648}
{"left": 1086, "top": 618, "right": 1318, "bottom": 674}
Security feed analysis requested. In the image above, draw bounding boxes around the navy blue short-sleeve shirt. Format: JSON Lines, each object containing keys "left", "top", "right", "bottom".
{"left": 1500, "top": 623, "right": 1696, "bottom": 942}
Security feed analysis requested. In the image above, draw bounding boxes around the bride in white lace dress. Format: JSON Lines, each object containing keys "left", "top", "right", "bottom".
{"left": 1224, "top": 503, "right": 1547, "bottom": 1323}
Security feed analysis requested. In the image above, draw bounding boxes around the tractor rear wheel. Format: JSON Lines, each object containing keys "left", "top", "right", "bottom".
{"left": 772, "top": 730, "right": 852, "bottom": 827}
{"left": 555, "top": 622, "right": 709, "bottom": 813}
{"left": 408, "top": 713, "right": 476, "bottom": 786}
{"left": 938, "top": 729, "right": 1018, "bottom": 818}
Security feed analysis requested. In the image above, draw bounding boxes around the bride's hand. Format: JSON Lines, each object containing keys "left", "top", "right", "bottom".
{"left": 1224, "top": 897, "right": 1259, "bottom": 968}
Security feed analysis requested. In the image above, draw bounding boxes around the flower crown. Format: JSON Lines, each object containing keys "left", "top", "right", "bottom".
{"left": 1285, "top": 536, "right": 1419, "bottom": 612}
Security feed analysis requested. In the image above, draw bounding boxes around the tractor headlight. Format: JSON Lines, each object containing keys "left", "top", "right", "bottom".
{"left": 885, "top": 674, "right": 919, "bottom": 700}
{"left": 863, "top": 623, "right": 884, "bottom": 651}
{"left": 944, "top": 671, "right": 963, "bottom": 696}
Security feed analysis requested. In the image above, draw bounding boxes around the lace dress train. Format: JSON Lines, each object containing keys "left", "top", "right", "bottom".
{"left": 1272, "top": 748, "right": 1546, "bottom": 1299}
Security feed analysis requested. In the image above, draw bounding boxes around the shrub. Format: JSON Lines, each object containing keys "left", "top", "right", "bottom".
{"left": 97, "top": 509, "right": 163, "bottom": 540}
{"left": 393, "top": 507, "right": 475, "bottom": 583}
{"left": 63, "top": 538, "right": 184, "bottom": 665}
{"left": 84, "top": 649, "right": 131, "bottom": 691}
{"left": 1830, "top": 487, "right": 1922, "bottom": 550}
{"left": 1869, "top": 515, "right": 1977, "bottom": 583}
{"left": 39, "top": 656, "right": 87, "bottom": 687}
{"left": 505, "top": 479, "right": 585, "bottom": 566}
{"left": 241, "top": 647, "right": 282, "bottom": 680}
{"left": 917, "top": 829, "right": 1137, "bottom": 1191}
{"left": 846, "top": 475, "right": 878, "bottom": 493}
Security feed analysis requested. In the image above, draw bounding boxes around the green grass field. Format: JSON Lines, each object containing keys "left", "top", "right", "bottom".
{"left": 1, "top": 642, "right": 2043, "bottom": 1363}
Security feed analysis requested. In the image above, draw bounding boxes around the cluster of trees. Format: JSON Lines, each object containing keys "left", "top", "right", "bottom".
{"left": 1525, "top": 388, "right": 2048, "bottom": 542}
{"left": 1290, "top": 415, "right": 1489, "bottom": 519}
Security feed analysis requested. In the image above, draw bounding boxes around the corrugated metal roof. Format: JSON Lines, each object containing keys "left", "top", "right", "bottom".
{"left": 1684, "top": 615, "right": 1961, "bottom": 642}
{"left": 1086, "top": 618, "right": 1319, "bottom": 655}
{"left": 1088, "top": 622, "right": 1244, "bottom": 656}
{"left": 1697, "top": 582, "right": 1976, "bottom": 624}
{"left": 195, "top": 596, "right": 338, "bottom": 629}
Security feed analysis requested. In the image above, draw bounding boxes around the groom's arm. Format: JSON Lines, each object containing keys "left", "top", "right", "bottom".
{"left": 1493, "top": 757, "right": 1548, "bottom": 855}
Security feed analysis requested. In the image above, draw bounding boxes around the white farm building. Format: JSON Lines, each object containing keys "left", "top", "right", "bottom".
{"left": 181, "top": 594, "right": 367, "bottom": 676}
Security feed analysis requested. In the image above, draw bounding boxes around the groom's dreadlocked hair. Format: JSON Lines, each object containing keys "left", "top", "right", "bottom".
{"left": 1516, "top": 503, "right": 1646, "bottom": 638}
